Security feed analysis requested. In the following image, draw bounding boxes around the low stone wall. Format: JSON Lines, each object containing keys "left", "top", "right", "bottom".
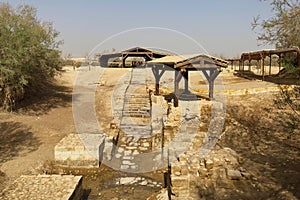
{"left": 55, "top": 134, "right": 105, "bottom": 167}
{"left": 195, "top": 85, "right": 296, "bottom": 96}
{"left": 0, "top": 175, "right": 83, "bottom": 200}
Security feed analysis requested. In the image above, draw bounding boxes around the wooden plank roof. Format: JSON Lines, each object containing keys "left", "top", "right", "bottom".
{"left": 147, "top": 54, "right": 228, "bottom": 69}
{"left": 97, "top": 47, "right": 170, "bottom": 58}
{"left": 241, "top": 47, "right": 300, "bottom": 60}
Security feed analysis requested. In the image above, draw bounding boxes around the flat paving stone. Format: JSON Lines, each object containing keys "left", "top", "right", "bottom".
{"left": 0, "top": 175, "right": 83, "bottom": 200}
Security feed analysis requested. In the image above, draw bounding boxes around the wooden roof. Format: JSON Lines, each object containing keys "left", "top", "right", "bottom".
{"left": 97, "top": 46, "right": 170, "bottom": 59}
{"left": 241, "top": 47, "right": 300, "bottom": 60}
{"left": 148, "top": 54, "right": 228, "bottom": 69}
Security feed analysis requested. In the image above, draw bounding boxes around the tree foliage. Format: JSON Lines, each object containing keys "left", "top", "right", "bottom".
{"left": 0, "top": 3, "right": 62, "bottom": 110}
{"left": 252, "top": 0, "right": 300, "bottom": 48}
{"left": 274, "top": 86, "right": 300, "bottom": 138}
{"left": 253, "top": 1, "right": 300, "bottom": 137}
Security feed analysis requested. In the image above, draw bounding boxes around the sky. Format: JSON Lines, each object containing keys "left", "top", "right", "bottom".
{"left": 5, "top": 0, "right": 275, "bottom": 58}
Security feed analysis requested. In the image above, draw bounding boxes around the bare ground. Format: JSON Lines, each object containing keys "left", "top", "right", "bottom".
{"left": 0, "top": 66, "right": 77, "bottom": 190}
{"left": 218, "top": 93, "right": 300, "bottom": 199}
{"left": 0, "top": 67, "right": 299, "bottom": 199}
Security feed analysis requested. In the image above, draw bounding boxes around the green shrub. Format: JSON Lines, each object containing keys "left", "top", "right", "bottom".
{"left": 0, "top": 3, "right": 62, "bottom": 110}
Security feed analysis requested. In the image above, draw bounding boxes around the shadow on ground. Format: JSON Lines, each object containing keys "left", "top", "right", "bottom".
{"left": 219, "top": 96, "right": 300, "bottom": 199}
{"left": 0, "top": 121, "right": 41, "bottom": 164}
{"left": 234, "top": 70, "right": 300, "bottom": 85}
{"left": 15, "top": 81, "right": 72, "bottom": 115}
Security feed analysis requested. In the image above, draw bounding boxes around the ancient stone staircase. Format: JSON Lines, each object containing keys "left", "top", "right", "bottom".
{"left": 112, "top": 67, "right": 152, "bottom": 171}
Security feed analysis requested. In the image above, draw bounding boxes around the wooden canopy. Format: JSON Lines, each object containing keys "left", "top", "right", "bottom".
{"left": 148, "top": 54, "right": 228, "bottom": 107}
{"left": 97, "top": 47, "right": 170, "bottom": 68}
{"left": 240, "top": 47, "right": 300, "bottom": 61}
{"left": 227, "top": 47, "right": 300, "bottom": 80}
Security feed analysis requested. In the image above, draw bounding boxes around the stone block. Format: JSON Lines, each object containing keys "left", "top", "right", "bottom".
{"left": 1, "top": 175, "right": 83, "bottom": 200}
{"left": 171, "top": 175, "right": 189, "bottom": 190}
{"left": 55, "top": 134, "right": 105, "bottom": 167}
{"left": 226, "top": 169, "right": 242, "bottom": 180}
{"left": 204, "top": 158, "right": 214, "bottom": 170}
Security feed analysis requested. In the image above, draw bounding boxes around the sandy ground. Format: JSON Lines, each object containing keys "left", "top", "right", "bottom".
{"left": 0, "top": 66, "right": 299, "bottom": 199}
{"left": 0, "top": 66, "right": 77, "bottom": 179}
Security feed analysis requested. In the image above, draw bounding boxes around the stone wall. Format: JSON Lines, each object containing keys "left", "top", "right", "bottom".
{"left": 149, "top": 96, "right": 244, "bottom": 199}
{"left": 55, "top": 134, "right": 105, "bottom": 168}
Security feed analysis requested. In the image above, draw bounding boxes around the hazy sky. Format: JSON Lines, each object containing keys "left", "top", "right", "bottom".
{"left": 5, "top": 0, "right": 275, "bottom": 58}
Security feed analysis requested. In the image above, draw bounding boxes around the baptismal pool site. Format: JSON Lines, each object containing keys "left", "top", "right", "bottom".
{"left": 1, "top": 1, "right": 300, "bottom": 200}
{"left": 1, "top": 46, "right": 300, "bottom": 200}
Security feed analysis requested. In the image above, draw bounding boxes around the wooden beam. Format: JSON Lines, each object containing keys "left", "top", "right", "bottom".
{"left": 152, "top": 66, "right": 166, "bottom": 95}
{"left": 249, "top": 60, "right": 251, "bottom": 71}
{"left": 269, "top": 55, "right": 272, "bottom": 75}
{"left": 202, "top": 70, "right": 210, "bottom": 82}
{"left": 183, "top": 70, "right": 189, "bottom": 94}
{"left": 262, "top": 57, "right": 265, "bottom": 81}
{"left": 279, "top": 54, "right": 282, "bottom": 73}
{"left": 242, "top": 60, "right": 245, "bottom": 71}
{"left": 201, "top": 69, "right": 220, "bottom": 100}
{"left": 122, "top": 54, "right": 128, "bottom": 68}
{"left": 174, "top": 70, "right": 181, "bottom": 107}
{"left": 209, "top": 69, "right": 215, "bottom": 100}
{"left": 176, "top": 56, "right": 228, "bottom": 69}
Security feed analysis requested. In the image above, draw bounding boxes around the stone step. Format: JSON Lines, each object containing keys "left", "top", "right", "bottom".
{"left": 124, "top": 100, "right": 150, "bottom": 104}
{"left": 124, "top": 95, "right": 149, "bottom": 99}
{"left": 122, "top": 113, "right": 150, "bottom": 118}
{"left": 120, "top": 126, "right": 151, "bottom": 132}
{"left": 122, "top": 107, "right": 150, "bottom": 112}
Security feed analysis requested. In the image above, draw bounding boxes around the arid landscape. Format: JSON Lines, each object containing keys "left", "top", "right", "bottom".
{"left": 1, "top": 1, "right": 300, "bottom": 199}
{"left": 1, "top": 65, "right": 299, "bottom": 199}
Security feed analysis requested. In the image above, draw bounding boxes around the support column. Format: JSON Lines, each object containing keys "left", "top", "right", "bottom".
{"left": 242, "top": 60, "right": 245, "bottom": 71}
{"left": 249, "top": 60, "right": 251, "bottom": 71}
{"left": 174, "top": 70, "right": 182, "bottom": 107}
{"left": 183, "top": 70, "right": 189, "bottom": 94}
{"left": 154, "top": 67, "right": 160, "bottom": 95}
{"left": 279, "top": 54, "right": 282, "bottom": 73}
{"left": 269, "top": 55, "right": 272, "bottom": 75}
{"left": 122, "top": 58, "right": 126, "bottom": 68}
{"left": 122, "top": 54, "right": 128, "bottom": 68}
{"left": 208, "top": 69, "right": 214, "bottom": 100}
{"left": 262, "top": 57, "right": 265, "bottom": 81}
{"left": 151, "top": 66, "right": 165, "bottom": 95}
{"left": 202, "top": 69, "right": 220, "bottom": 100}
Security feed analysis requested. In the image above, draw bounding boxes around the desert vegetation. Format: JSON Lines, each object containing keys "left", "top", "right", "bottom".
{"left": 0, "top": 3, "right": 62, "bottom": 110}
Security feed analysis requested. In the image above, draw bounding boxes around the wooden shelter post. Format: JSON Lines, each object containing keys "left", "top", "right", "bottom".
{"left": 278, "top": 54, "right": 282, "bottom": 72}
{"left": 122, "top": 54, "right": 128, "bottom": 68}
{"left": 262, "top": 56, "right": 265, "bottom": 81}
{"left": 174, "top": 70, "right": 182, "bottom": 107}
{"left": 202, "top": 69, "right": 220, "bottom": 100}
{"left": 249, "top": 60, "right": 251, "bottom": 71}
{"left": 183, "top": 70, "right": 189, "bottom": 94}
{"left": 151, "top": 66, "right": 165, "bottom": 95}
{"left": 242, "top": 60, "right": 245, "bottom": 71}
{"left": 269, "top": 55, "right": 272, "bottom": 75}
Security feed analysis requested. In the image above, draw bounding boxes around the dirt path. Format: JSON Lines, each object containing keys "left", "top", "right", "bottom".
{"left": 0, "top": 66, "right": 77, "bottom": 179}
{"left": 1, "top": 66, "right": 299, "bottom": 199}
